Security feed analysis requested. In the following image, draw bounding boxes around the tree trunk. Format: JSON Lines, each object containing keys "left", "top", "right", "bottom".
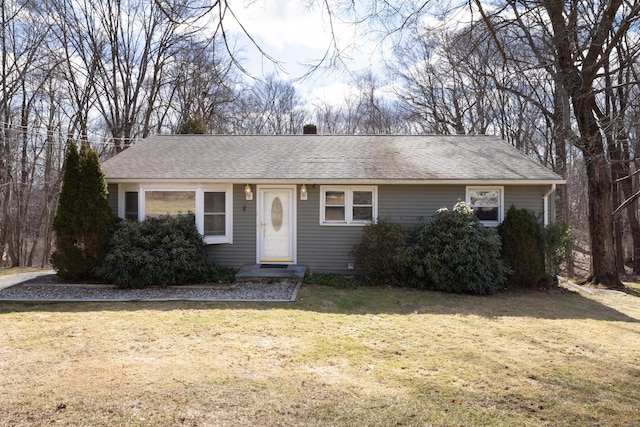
{"left": 580, "top": 136, "right": 622, "bottom": 287}
{"left": 625, "top": 193, "right": 640, "bottom": 274}
{"left": 544, "top": 0, "right": 624, "bottom": 288}
{"left": 609, "top": 137, "right": 627, "bottom": 275}
{"left": 613, "top": 208, "right": 625, "bottom": 274}
{"left": 572, "top": 74, "right": 620, "bottom": 287}
{"left": 552, "top": 93, "right": 573, "bottom": 277}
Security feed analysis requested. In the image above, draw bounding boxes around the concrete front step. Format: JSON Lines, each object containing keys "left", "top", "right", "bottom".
{"left": 235, "top": 264, "right": 307, "bottom": 282}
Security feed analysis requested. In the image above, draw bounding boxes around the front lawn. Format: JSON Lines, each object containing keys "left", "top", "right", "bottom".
{"left": 0, "top": 285, "right": 638, "bottom": 426}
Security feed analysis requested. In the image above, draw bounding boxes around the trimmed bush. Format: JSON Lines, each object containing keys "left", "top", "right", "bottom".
{"left": 498, "top": 206, "right": 545, "bottom": 288}
{"left": 405, "top": 202, "right": 507, "bottom": 294}
{"left": 353, "top": 219, "right": 409, "bottom": 285}
{"left": 97, "top": 214, "right": 216, "bottom": 288}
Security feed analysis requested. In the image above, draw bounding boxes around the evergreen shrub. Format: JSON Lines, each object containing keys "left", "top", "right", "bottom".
{"left": 51, "top": 142, "right": 114, "bottom": 280}
{"left": 177, "top": 117, "right": 208, "bottom": 134}
{"left": 405, "top": 202, "right": 507, "bottom": 294}
{"left": 542, "top": 222, "right": 572, "bottom": 280}
{"left": 353, "top": 219, "right": 409, "bottom": 285}
{"left": 98, "top": 214, "right": 216, "bottom": 288}
{"left": 498, "top": 206, "right": 545, "bottom": 288}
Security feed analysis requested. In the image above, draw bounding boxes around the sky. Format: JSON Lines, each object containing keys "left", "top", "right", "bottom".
{"left": 227, "top": 1, "right": 388, "bottom": 105}
{"left": 225, "top": 1, "right": 476, "bottom": 108}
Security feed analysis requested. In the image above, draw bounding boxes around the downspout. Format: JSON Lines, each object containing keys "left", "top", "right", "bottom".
{"left": 543, "top": 184, "right": 557, "bottom": 227}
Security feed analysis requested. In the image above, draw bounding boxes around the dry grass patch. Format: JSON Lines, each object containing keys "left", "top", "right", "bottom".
{"left": 1, "top": 286, "right": 639, "bottom": 426}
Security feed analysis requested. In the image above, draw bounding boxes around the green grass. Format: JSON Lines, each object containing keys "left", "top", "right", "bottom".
{"left": 303, "top": 272, "right": 363, "bottom": 288}
{"left": 0, "top": 285, "right": 639, "bottom": 426}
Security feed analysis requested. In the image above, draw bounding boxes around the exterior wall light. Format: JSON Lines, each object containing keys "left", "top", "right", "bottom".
{"left": 300, "top": 184, "right": 308, "bottom": 200}
{"left": 244, "top": 184, "right": 253, "bottom": 201}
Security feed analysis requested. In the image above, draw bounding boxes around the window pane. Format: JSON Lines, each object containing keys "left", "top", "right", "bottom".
{"left": 204, "top": 214, "right": 225, "bottom": 235}
{"left": 125, "top": 191, "right": 138, "bottom": 221}
{"left": 325, "top": 206, "right": 345, "bottom": 221}
{"left": 470, "top": 190, "right": 499, "bottom": 207}
{"left": 145, "top": 191, "right": 195, "bottom": 217}
{"left": 475, "top": 207, "right": 499, "bottom": 221}
{"left": 353, "top": 191, "right": 372, "bottom": 205}
{"left": 469, "top": 189, "right": 500, "bottom": 222}
{"left": 204, "top": 192, "right": 225, "bottom": 213}
{"left": 353, "top": 206, "right": 373, "bottom": 221}
{"left": 325, "top": 191, "right": 345, "bottom": 206}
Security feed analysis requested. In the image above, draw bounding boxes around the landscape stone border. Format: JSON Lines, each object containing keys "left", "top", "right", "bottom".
{"left": 0, "top": 271, "right": 301, "bottom": 303}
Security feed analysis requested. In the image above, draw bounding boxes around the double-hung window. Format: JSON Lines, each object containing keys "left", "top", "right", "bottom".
{"left": 321, "top": 186, "right": 377, "bottom": 225}
{"left": 466, "top": 186, "right": 503, "bottom": 227}
{"left": 203, "top": 191, "right": 226, "bottom": 237}
{"left": 119, "top": 184, "right": 233, "bottom": 244}
{"left": 124, "top": 191, "right": 139, "bottom": 221}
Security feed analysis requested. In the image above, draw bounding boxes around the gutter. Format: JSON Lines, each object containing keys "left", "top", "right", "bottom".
{"left": 542, "top": 184, "right": 557, "bottom": 226}
{"left": 105, "top": 178, "right": 567, "bottom": 186}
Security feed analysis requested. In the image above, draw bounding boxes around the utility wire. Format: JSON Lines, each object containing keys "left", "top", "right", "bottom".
{"left": 0, "top": 121, "right": 140, "bottom": 149}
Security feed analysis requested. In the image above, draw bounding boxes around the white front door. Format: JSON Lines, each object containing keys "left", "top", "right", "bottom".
{"left": 257, "top": 186, "right": 296, "bottom": 263}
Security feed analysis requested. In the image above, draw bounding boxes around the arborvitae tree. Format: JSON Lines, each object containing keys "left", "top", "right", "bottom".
{"left": 77, "top": 144, "right": 114, "bottom": 272}
{"left": 51, "top": 142, "right": 84, "bottom": 278}
{"left": 51, "top": 142, "right": 114, "bottom": 279}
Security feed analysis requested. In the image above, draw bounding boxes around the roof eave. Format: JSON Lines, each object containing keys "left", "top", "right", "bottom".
{"left": 105, "top": 178, "right": 566, "bottom": 185}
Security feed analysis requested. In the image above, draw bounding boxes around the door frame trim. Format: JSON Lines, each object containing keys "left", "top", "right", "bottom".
{"left": 256, "top": 185, "right": 297, "bottom": 264}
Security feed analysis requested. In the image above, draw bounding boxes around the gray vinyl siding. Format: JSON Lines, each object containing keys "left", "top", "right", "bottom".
{"left": 205, "top": 184, "right": 256, "bottom": 268}
{"left": 297, "top": 184, "right": 552, "bottom": 273}
{"left": 378, "top": 185, "right": 464, "bottom": 225}
{"left": 201, "top": 183, "right": 554, "bottom": 273}
{"left": 504, "top": 185, "right": 547, "bottom": 220}
{"left": 380, "top": 184, "right": 549, "bottom": 224}
{"left": 107, "top": 184, "right": 118, "bottom": 216}
{"left": 297, "top": 184, "right": 363, "bottom": 274}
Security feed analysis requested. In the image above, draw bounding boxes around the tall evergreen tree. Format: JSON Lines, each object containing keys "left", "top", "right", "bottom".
{"left": 51, "top": 142, "right": 113, "bottom": 279}
{"left": 77, "top": 144, "right": 113, "bottom": 271}
{"left": 51, "top": 142, "right": 83, "bottom": 278}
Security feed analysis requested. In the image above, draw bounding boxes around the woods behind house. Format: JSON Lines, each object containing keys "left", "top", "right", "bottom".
{"left": 1, "top": 1, "right": 639, "bottom": 283}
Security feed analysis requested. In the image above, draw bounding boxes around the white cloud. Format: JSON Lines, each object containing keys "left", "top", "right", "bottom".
{"left": 227, "top": 0, "right": 381, "bottom": 79}
{"left": 224, "top": 1, "right": 398, "bottom": 107}
{"left": 229, "top": 1, "right": 333, "bottom": 52}
{"left": 306, "top": 81, "right": 353, "bottom": 106}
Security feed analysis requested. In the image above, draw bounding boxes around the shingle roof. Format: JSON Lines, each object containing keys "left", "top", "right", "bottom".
{"left": 101, "top": 134, "right": 564, "bottom": 183}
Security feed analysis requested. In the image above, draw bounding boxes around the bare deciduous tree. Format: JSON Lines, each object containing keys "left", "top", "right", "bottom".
{"left": 166, "top": 38, "right": 243, "bottom": 134}
{"left": 244, "top": 74, "right": 307, "bottom": 135}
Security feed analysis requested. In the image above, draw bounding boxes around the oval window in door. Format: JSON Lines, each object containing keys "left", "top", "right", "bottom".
{"left": 271, "top": 197, "right": 283, "bottom": 231}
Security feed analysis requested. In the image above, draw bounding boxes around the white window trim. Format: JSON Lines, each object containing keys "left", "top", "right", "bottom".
{"left": 118, "top": 183, "right": 233, "bottom": 244}
{"left": 465, "top": 186, "right": 504, "bottom": 227}
{"left": 117, "top": 183, "right": 140, "bottom": 220}
{"left": 320, "top": 185, "right": 378, "bottom": 226}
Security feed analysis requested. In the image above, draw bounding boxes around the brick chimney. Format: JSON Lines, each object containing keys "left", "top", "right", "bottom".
{"left": 303, "top": 124, "right": 317, "bottom": 134}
